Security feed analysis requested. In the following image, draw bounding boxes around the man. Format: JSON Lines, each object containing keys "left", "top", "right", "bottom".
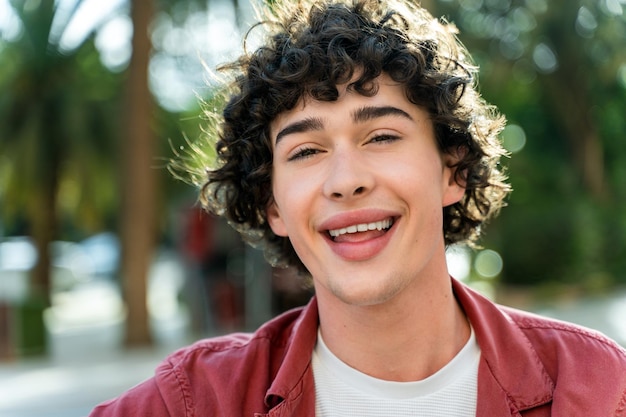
{"left": 90, "top": 0, "right": 626, "bottom": 415}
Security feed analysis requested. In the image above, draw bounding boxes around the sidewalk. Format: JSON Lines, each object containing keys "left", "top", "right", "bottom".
{"left": 0, "top": 307, "right": 193, "bottom": 417}
{"left": 0, "top": 250, "right": 195, "bottom": 417}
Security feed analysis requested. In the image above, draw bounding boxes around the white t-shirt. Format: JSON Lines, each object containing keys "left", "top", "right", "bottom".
{"left": 312, "top": 328, "right": 480, "bottom": 417}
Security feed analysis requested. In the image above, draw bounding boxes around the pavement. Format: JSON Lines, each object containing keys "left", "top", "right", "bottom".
{"left": 0, "top": 320, "right": 192, "bottom": 417}
{"left": 1, "top": 268, "right": 625, "bottom": 417}
{"left": 0, "top": 250, "right": 195, "bottom": 417}
{"left": 0, "top": 293, "right": 196, "bottom": 417}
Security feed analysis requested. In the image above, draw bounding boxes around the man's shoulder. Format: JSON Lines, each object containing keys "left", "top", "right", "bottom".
{"left": 501, "top": 304, "right": 624, "bottom": 352}
{"left": 162, "top": 305, "right": 309, "bottom": 372}
{"left": 499, "top": 304, "right": 626, "bottom": 375}
{"left": 88, "top": 304, "right": 316, "bottom": 416}
{"left": 500, "top": 305, "right": 626, "bottom": 412}
{"left": 455, "top": 279, "right": 624, "bottom": 359}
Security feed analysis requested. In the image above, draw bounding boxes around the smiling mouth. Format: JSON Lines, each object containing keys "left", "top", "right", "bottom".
{"left": 328, "top": 218, "right": 394, "bottom": 240}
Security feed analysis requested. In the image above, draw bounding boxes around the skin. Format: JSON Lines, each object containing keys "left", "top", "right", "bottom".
{"left": 267, "top": 74, "right": 470, "bottom": 381}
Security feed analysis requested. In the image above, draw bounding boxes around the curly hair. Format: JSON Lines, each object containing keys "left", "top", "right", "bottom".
{"left": 199, "top": 0, "right": 511, "bottom": 275}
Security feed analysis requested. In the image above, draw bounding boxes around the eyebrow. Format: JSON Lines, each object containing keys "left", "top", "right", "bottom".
{"left": 352, "top": 105, "right": 413, "bottom": 124}
{"left": 274, "top": 105, "right": 413, "bottom": 145}
{"left": 275, "top": 117, "right": 324, "bottom": 145}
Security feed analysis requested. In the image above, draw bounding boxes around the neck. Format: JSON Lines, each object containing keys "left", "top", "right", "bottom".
{"left": 316, "top": 275, "right": 469, "bottom": 382}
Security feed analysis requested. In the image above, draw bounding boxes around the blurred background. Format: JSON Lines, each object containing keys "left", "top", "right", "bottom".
{"left": 0, "top": 0, "right": 625, "bottom": 415}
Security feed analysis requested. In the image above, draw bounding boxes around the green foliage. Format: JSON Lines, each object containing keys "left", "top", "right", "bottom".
{"left": 0, "top": 1, "right": 123, "bottom": 235}
{"left": 432, "top": 0, "right": 626, "bottom": 289}
{"left": 0, "top": 0, "right": 231, "bottom": 239}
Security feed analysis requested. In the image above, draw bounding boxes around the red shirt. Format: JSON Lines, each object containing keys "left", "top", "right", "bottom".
{"left": 90, "top": 279, "right": 626, "bottom": 416}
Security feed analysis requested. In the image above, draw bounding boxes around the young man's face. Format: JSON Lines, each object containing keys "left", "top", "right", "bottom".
{"left": 267, "top": 74, "right": 464, "bottom": 307}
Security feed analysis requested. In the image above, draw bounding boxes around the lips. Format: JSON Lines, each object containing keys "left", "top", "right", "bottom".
{"left": 328, "top": 218, "right": 394, "bottom": 239}
{"left": 320, "top": 212, "right": 398, "bottom": 261}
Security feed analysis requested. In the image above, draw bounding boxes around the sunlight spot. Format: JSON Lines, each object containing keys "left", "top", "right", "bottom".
{"left": 502, "top": 124, "right": 527, "bottom": 153}
{"left": 149, "top": 53, "right": 198, "bottom": 112}
{"left": 576, "top": 7, "right": 597, "bottom": 38}
{"left": 602, "top": 0, "right": 623, "bottom": 16}
{"left": 446, "top": 245, "right": 471, "bottom": 281}
{"left": 96, "top": 14, "right": 132, "bottom": 71}
{"left": 533, "top": 42, "right": 558, "bottom": 73}
{"left": 0, "top": 237, "right": 37, "bottom": 270}
{"left": 57, "top": 0, "right": 126, "bottom": 53}
{"left": 474, "top": 249, "right": 503, "bottom": 278}
{"left": 0, "top": 0, "right": 23, "bottom": 42}
{"left": 512, "top": 7, "right": 537, "bottom": 32}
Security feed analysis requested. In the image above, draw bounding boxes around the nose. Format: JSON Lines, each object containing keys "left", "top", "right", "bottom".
{"left": 322, "top": 150, "right": 374, "bottom": 200}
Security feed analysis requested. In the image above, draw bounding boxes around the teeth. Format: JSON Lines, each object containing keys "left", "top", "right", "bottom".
{"left": 329, "top": 218, "right": 393, "bottom": 238}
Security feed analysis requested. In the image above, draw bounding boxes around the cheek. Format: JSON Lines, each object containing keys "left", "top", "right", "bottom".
{"left": 276, "top": 164, "right": 322, "bottom": 201}
{"left": 271, "top": 175, "right": 317, "bottom": 227}
{"left": 385, "top": 159, "right": 442, "bottom": 196}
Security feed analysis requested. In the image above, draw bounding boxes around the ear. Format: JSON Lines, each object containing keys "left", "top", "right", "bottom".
{"left": 441, "top": 150, "right": 467, "bottom": 207}
{"left": 266, "top": 199, "right": 289, "bottom": 237}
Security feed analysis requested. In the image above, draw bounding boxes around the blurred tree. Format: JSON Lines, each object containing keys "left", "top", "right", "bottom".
{"left": 120, "top": 0, "right": 156, "bottom": 347}
{"left": 0, "top": 0, "right": 252, "bottom": 353}
{"left": 120, "top": 0, "right": 252, "bottom": 346}
{"left": 430, "top": 0, "right": 626, "bottom": 290}
{"left": 0, "top": 0, "right": 122, "bottom": 354}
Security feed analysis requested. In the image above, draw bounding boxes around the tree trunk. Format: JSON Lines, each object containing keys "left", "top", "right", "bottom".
{"left": 23, "top": 101, "right": 62, "bottom": 356}
{"left": 23, "top": 155, "right": 56, "bottom": 356}
{"left": 121, "top": 0, "right": 156, "bottom": 347}
{"left": 30, "top": 163, "right": 56, "bottom": 306}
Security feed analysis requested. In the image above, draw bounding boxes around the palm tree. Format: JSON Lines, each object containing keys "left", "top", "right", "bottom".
{"left": 0, "top": 0, "right": 122, "bottom": 355}
{"left": 0, "top": 0, "right": 262, "bottom": 355}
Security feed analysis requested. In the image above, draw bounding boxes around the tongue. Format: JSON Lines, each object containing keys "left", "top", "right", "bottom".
{"left": 333, "top": 229, "right": 386, "bottom": 243}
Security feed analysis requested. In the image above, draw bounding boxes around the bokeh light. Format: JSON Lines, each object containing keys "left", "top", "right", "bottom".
{"left": 501, "top": 124, "right": 527, "bottom": 153}
{"left": 474, "top": 249, "right": 504, "bottom": 279}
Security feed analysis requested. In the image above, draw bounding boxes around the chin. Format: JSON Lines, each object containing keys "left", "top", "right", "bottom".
{"left": 329, "top": 278, "right": 404, "bottom": 307}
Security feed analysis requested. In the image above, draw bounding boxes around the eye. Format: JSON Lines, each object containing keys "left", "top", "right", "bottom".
{"left": 288, "top": 146, "right": 323, "bottom": 161}
{"left": 368, "top": 133, "right": 401, "bottom": 144}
